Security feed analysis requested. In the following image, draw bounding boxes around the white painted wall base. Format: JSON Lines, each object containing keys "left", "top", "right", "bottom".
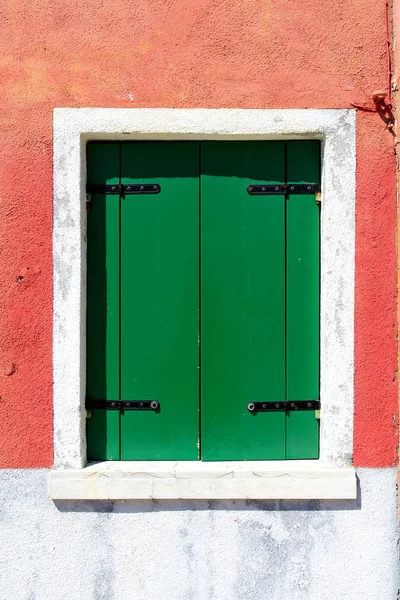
{"left": 1, "top": 468, "right": 397, "bottom": 600}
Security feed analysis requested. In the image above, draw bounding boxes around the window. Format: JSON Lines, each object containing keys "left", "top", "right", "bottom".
{"left": 86, "top": 140, "right": 321, "bottom": 462}
{"left": 50, "top": 109, "right": 356, "bottom": 500}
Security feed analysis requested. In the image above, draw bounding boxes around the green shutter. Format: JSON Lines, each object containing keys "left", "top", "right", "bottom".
{"left": 120, "top": 142, "right": 200, "bottom": 460}
{"left": 200, "top": 142, "right": 286, "bottom": 461}
{"left": 286, "top": 141, "right": 320, "bottom": 459}
{"left": 86, "top": 140, "right": 320, "bottom": 462}
{"left": 86, "top": 142, "right": 120, "bottom": 460}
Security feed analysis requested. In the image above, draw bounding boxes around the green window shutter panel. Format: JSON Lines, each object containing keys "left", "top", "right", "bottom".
{"left": 286, "top": 141, "right": 320, "bottom": 459}
{"left": 86, "top": 142, "right": 121, "bottom": 460}
{"left": 86, "top": 140, "right": 320, "bottom": 462}
{"left": 120, "top": 142, "right": 200, "bottom": 460}
{"left": 200, "top": 142, "right": 286, "bottom": 461}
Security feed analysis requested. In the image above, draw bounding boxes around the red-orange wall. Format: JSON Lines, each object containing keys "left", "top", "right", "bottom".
{"left": 0, "top": 0, "right": 397, "bottom": 467}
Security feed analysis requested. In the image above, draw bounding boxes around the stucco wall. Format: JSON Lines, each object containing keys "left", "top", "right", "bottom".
{"left": 0, "top": 2, "right": 398, "bottom": 598}
{"left": 0, "top": 0, "right": 397, "bottom": 469}
{"left": 0, "top": 468, "right": 397, "bottom": 600}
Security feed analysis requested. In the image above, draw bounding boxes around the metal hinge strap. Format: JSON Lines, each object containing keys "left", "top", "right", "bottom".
{"left": 247, "top": 401, "right": 320, "bottom": 412}
{"left": 86, "top": 183, "right": 161, "bottom": 195}
{"left": 247, "top": 184, "right": 320, "bottom": 195}
{"left": 86, "top": 400, "right": 160, "bottom": 411}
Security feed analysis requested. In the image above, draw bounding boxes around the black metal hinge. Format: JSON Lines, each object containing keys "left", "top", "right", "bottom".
{"left": 86, "top": 400, "right": 160, "bottom": 411}
{"left": 247, "top": 184, "right": 320, "bottom": 195}
{"left": 86, "top": 183, "right": 161, "bottom": 195}
{"left": 247, "top": 401, "right": 320, "bottom": 412}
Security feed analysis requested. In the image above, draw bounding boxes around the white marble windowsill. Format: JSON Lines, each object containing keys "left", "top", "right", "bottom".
{"left": 48, "top": 461, "right": 357, "bottom": 500}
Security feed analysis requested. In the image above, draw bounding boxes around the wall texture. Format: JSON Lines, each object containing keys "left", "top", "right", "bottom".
{"left": 0, "top": 1, "right": 398, "bottom": 599}
{"left": 0, "top": 468, "right": 397, "bottom": 600}
{"left": 0, "top": 0, "right": 397, "bottom": 469}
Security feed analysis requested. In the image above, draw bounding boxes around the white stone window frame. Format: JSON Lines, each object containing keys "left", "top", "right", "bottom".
{"left": 50, "top": 108, "right": 356, "bottom": 500}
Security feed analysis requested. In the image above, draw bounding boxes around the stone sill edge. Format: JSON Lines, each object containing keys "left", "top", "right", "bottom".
{"left": 48, "top": 461, "right": 357, "bottom": 501}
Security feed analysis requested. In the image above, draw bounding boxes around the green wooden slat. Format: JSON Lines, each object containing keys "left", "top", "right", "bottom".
{"left": 286, "top": 141, "right": 320, "bottom": 459}
{"left": 201, "top": 141, "right": 286, "bottom": 461}
{"left": 87, "top": 410, "right": 120, "bottom": 461}
{"left": 120, "top": 142, "right": 200, "bottom": 460}
{"left": 86, "top": 142, "right": 121, "bottom": 461}
{"left": 285, "top": 410, "right": 319, "bottom": 460}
